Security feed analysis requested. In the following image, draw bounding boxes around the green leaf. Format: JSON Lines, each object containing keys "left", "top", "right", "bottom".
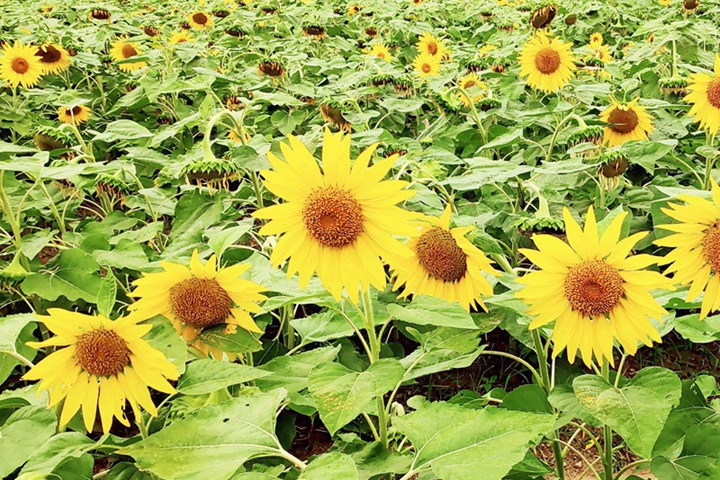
{"left": 96, "top": 270, "right": 117, "bottom": 318}
{"left": 143, "top": 316, "right": 188, "bottom": 375}
{"left": 177, "top": 359, "right": 271, "bottom": 395}
{"left": 350, "top": 441, "right": 412, "bottom": 480}
{"left": 299, "top": 452, "right": 358, "bottom": 480}
{"left": 387, "top": 296, "right": 478, "bottom": 329}
{"left": 0, "top": 314, "right": 37, "bottom": 385}
{"left": 0, "top": 406, "right": 57, "bottom": 478}
{"left": 674, "top": 313, "right": 720, "bottom": 343}
{"left": 652, "top": 422, "right": 720, "bottom": 480}
{"left": 93, "top": 120, "right": 153, "bottom": 142}
{"left": 573, "top": 367, "right": 682, "bottom": 458}
{"left": 196, "top": 324, "right": 263, "bottom": 355}
{"left": 21, "top": 248, "right": 104, "bottom": 303}
{"left": 121, "top": 390, "right": 288, "bottom": 480}
{"left": 400, "top": 328, "right": 482, "bottom": 380}
{"left": 308, "top": 359, "right": 405, "bottom": 435}
{"left": 106, "top": 462, "right": 155, "bottom": 480}
{"left": 394, "top": 402, "right": 555, "bottom": 480}
{"left": 255, "top": 346, "right": 340, "bottom": 394}
{"left": 19, "top": 432, "right": 95, "bottom": 478}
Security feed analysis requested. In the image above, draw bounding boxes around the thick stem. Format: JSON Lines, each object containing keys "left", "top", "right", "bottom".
{"left": 361, "top": 289, "right": 389, "bottom": 448}
{"left": 602, "top": 360, "right": 614, "bottom": 480}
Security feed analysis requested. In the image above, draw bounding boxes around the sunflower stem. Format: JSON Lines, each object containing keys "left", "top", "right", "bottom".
{"left": 361, "top": 289, "right": 389, "bottom": 449}
{"left": 601, "top": 360, "right": 614, "bottom": 480}
{"left": 671, "top": 39, "right": 678, "bottom": 78}
{"left": 704, "top": 134, "right": 717, "bottom": 189}
{"left": 0, "top": 349, "right": 35, "bottom": 368}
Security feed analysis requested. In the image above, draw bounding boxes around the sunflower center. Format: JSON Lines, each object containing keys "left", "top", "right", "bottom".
{"left": 702, "top": 223, "right": 720, "bottom": 274}
{"left": 70, "top": 105, "right": 82, "bottom": 115}
{"left": 169, "top": 277, "right": 233, "bottom": 329}
{"left": 302, "top": 186, "right": 364, "bottom": 248}
{"left": 75, "top": 329, "right": 130, "bottom": 377}
{"left": 607, "top": 107, "right": 639, "bottom": 134}
{"left": 564, "top": 259, "right": 624, "bottom": 317}
{"left": 11, "top": 57, "right": 29, "bottom": 74}
{"left": 706, "top": 78, "right": 720, "bottom": 109}
{"left": 121, "top": 44, "right": 138, "bottom": 59}
{"left": 534, "top": 47, "right": 561, "bottom": 74}
{"left": 36, "top": 45, "right": 61, "bottom": 63}
{"left": 421, "top": 62, "right": 432, "bottom": 73}
{"left": 193, "top": 12, "right": 208, "bottom": 25}
{"left": 415, "top": 227, "right": 468, "bottom": 282}
{"left": 427, "top": 41, "right": 438, "bottom": 55}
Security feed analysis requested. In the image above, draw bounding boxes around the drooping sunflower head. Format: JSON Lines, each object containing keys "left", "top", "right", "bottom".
{"left": 685, "top": 54, "right": 720, "bottom": 135}
{"left": 258, "top": 59, "right": 285, "bottom": 78}
{"left": 565, "top": 13, "right": 577, "bottom": 25}
{"left": 518, "top": 32, "right": 575, "bottom": 93}
{"left": 413, "top": 53, "right": 440, "bottom": 78}
{"left": 188, "top": 11, "right": 214, "bottom": 29}
{"left": 390, "top": 206, "right": 498, "bottom": 311}
{"left": 366, "top": 43, "right": 392, "bottom": 62}
{"left": 530, "top": 4, "right": 557, "bottom": 29}
{"left": 392, "top": 76, "right": 414, "bottom": 96}
{"left": 599, "top": 97, "right": 654, "bottom": 147}
{"left": 89, "top": 8, "right": 111, "bottom": 20}
{"left": 143, "top": 25, "right": 160, "bottom": 37}
{"left": 659, "top": 76, "right": 689, "bottom": 96}
{"left": 182, "top": 157, "right": 240, "bottom": 192}
{"left": 319, "top": 100, "right": 352, "bottom": 132}
{"left": 129, "top": 251, "right": 267, "bottom": 360}
{"left": 302, "top": 24, "right": 326, "bottom": 39}
{"left": 517, "top": 207, "right": 673, "bottom": 367}
{"left": 23, "top": 310, "right": 179, "bottom": 433}
{"left": 169, "top": 30, "right": 194, "bottom": 44}
{"left": 34, "top": 131, "right": 66, "bottom": 151}
{"left": 416, "top": 32, "right": 447, "bottom": 59}
{"left": 456, "top": 72, "right": 487, "bottom": 107}
{"left": 684, "top": 0, "right": 699, "bottom": 12}
{"left": 35, "top": 43, "right": 71, "bottom": 74}
{"left": 253, "top": 129, "right": 419, "bottom": 302}
{"left": 365, "top": 26, "right": 378, "bottom": 37}
{"left": 109, "top": 39, "right": 147, "bottom": 72}
{"left": 598, "top": 150, "right": 630, "bottom": 190}
{"left": 0, "top": 42, "right": 43, "bottom": 88}
{"left": 57, "top": 104, "right": 91, "bottom": 125}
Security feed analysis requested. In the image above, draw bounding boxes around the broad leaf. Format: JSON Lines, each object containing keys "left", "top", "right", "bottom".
{"left": 300, "top": 452, "right": 358, "bottom": 480}
{"left": 177, "top": 359, "right": 271, "bottom": 395}
{"left": 387, "top": 296, "right": 478, "bottom": 329}
{"left": 0, "top": 406, "right": 57, "bottom": 478}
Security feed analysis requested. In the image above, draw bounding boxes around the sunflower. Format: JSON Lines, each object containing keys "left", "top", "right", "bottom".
{"left": 684, "top": 0, "right": 699, "bottom": 12}
{"left": 252, "top": 128, "right": 419, "bottom": 303}
{"left": 129, "top": 250, "right": 267, "bottom": 360}
{"left": 367, "top": 43, "right": 392, "bottom": 62}
{"left": 390, "top": 206, "right": 497, "bottom": 311}
{"left": 457, "top": 72, "right": 487, "bottom": 107}
{"left": 599, "top": 97, "right": 654, "bottom": 147}
{"left": 518, "top": 32, "right": 575, "bottom": 93}
{"left": 416, "top": 32, "right": 448, "bottom": 60}
{"left": 516, "top": 207, "right": 673, "bottom": 367}
{"left": 58, "top": 105, "right": 91, "bottom": 125}
{"left": 413, "top": 53, "right": 440, "bottom": 78}
{"left": 23, "top": 310, "right": 179, "bottom": 433}
{"left": 109, "top": 39, "right": 147, "bottom": 72}
{"left": 685, "top": 54, "right": 720, "bottom": 135}
{"left": 589, "top": 32, "right": 603, "bottom": 49}
{"left": 655, "top": 181, "right": 720, "bottom": 318}
{"left": 0, "top": 42, "right": 43, "bottom": 88}
{"left": 188, "top": 11, "right": 214, "bottom": 29}
{"left": 659, "top": 0, "right": 671, "bottom": 6}
{"left": 169, "top": 30, "right": 194, "bottom": 44}
{"left": 35, "top": 43, "right": 71, "bottom": 74}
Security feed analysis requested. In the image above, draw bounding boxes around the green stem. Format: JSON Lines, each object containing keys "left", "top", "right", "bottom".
{"left": 361, "top": 289, "right": 388, "bottom": 448}
{"left": 0, "top": 171, "right": 23, "bottom": 245}
{"left": 478, "top": 350, "right": 542, "bottom": 385}
{"left": 0, "top": 349, "right": 35, "bottom": 368}
{"left": 704, "top": 134, "right": 716, "bottom": 190}
{"left": 671, "top": 39, "right": 678, "bottom": 78}
{"left": 602, "top": 360, "right": 614, "bottom": 480}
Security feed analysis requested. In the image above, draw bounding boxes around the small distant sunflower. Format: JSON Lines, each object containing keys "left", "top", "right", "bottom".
{"left": 367, "top": 43, "right": 392, "bottom": 62}
{"left": 599, "top": 97, "right": 654, "bottom": 147}
{"left": 188, "top": 11, "right": 214, "bottom": 29}
{"left": 518, "top": 32, "right": 575, "bottom": 93}
{"left": 685, "top": 54, "right": 720, "bottom": 135}
{"left": 416, "top": 32, "right": 448, "bottom": 60}
{"left": 109, "top": 39, "right": 147, "bottom": 72}
{"left": 169, "top": 31, "right": 194, "bottom": 44}
{"left": 58, "top": 105, "right": 91, "bottom": 125}
{"left": 253, "top": 129, "right": 419, "bottom": 302}
{"left": 517, "top": 207, "right": 673, "bottom": 367}
{"left": 390, "top": 206, "right": 498, "bottom": 311}
{"left": 590, "top": 32, "right": 603, "bottom": 49}
{"left": 35, "top": 43, "right": 71, "bottom": 74}
{"left": 258, "top": 60, "right": 285, "bottom": 79}
{"left": 23, "top": 310, "right": 179, "bottom": 433}
{"left": 413, "top": 53, "right": 440, "bottom": 78}
{"left": 0, "top": 42, "right": 43, "bottom": 88}
{"left": 457, "top": 72, "right": 487, "bottom": 107}
{"left": 659, "top": 0, "right": 671, "bottom": 6}
{"left": 656, "top": 180, "right": 720, "bottom": 318}
{"left": 129, "top": 250, "right": 267, "bottom": 360}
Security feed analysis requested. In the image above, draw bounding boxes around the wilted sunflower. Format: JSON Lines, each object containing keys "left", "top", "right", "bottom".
{"left": 0, "top": 42, "right": 43, "bottom": 88}
{"left": 413, "top": 53, "right": 440, "bottom": 78}
{"left": 109, "top": 39, "right": 147, "bottom": 72}
{"left": 35, "top": 43, "right": 71, "bottom": 74}
{"left": 188, "top": 11, "right": 214, "bottom": 29}
{"left": 258, "top": 59, "right": 285, "bottom": 79}
{"left": 598, "top": 150, "right": 630, "bottom": 190}
{"left": 656, "top": 181, "right": 720, "bottom": 318}
{"left": 685, "top": 54, "right": 720, "bottom": 135}
{"left": 169, "top": 31, "right": 194, "bottom": 44}
{"left": 129, "top": 251, "right": 267, "bottom": 360}
{"left": 89, "top": 8, "right": 111, "bottom": 20}
{"left": 517, "top": 207, "right": 673, "bottom": 367}
{"left": 416, "top": 32, "right": 448, "bottom": 60}
{"left": 58, "top": 105, "right": 91, "bottom": 125}
{"left": 253, "top": 129, "right": 418, "bottom": 302}
{"left": 518, "top": 32, "right": 575, "bottom": 93}
{"left": 457, "top": 72, "right": 487, "bottom": 107}
{"left": 530, "top": 4, "right": 557, "bottom": 29}
{"left": 390, "top": 206, "right": 497, "bottom": 311}
{"left": 366, "top": 43, "right": 392, "bottom": 62}
{"left": 302, "top": 24, "right": 326, "bottom": 40}
{"left": 684, "top": 0, "right": 699, "bottom": 12}
{"left": 23, "top": 310, "right": 179, "bottom": 433}
{"left": 599, "top": 97, "right": 654, "bottom": 147}
{"left": 319, "top": 102, "right": 352, "bottom": 132}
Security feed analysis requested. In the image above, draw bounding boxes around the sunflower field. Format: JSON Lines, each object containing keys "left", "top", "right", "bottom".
{"left": 4, "top": 0, "right": 720, "bottom": 479}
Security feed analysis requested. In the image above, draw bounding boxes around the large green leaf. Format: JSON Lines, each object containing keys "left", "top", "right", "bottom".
{"left": 255, "top": 346, "right": 340, "bottom": 393}
{"left": 299, "top": 452, "right": 358, "bottom": 480}
{"left": 0, "top": 406, "right": 57, "bottom": 478}
{"left": 19, "top": 432, "right": 95, "bottom": 478}
{"left": 177, "top": 359, "right": 271, "bottom": 395}
{"left": 573, "top": 367, "right": 682, "bottom": 458}
{"left": 393, "top": 402, "right": 555, "bottom": 480}
{"left": 652, "top": 422, "right": 720, "bottom": 480}
{"left": 308, "top": 359, "right": 404, "bottom": 435}
{"left": 21, "top": 248, "right": 104, "bottom": 303}
{"left": 0, "top": 314, "right": 37, "bottom": 385}
{"left": 387, "top": 296, "right": 478, "bottom": 329}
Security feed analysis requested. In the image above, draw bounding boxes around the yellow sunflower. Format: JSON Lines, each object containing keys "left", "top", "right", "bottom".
{"left": 129, "top": 250, "right": 266, "bottom": 360}
{"left": 23, "top": 309, "right": 179, "bottom": 433}
{"left": 390, "top": 206, "right": 498, "bottom": 311}
{"left": 109, "top": 39, "right": 147, "bottom": 72}
{"left": 58, "top": 105, "right": 91, "bottom": 125}
{"left": 656, "top": 180, "right": 720, "bottom": 318}
{"left": 253, "top": 128, "right": 419, "bottom": 303}
{"left": 518, "top": 32, "right": 575, "bottom": 93}
{"left": 366, "top": 43, "right": 392, "bottom": 62}
{"left": 35, "top": 43, "right": 71, "bottom": 74}
{"left": 188, "top": 11, "right": 214, "bottom": 29}
{"left": 599, "top": 97, "right": 654, "bottom": 147}
{"left": 590, "top": 32, "right": 603, "bottom": 50}
{"left": 516, "top": 207, "right": 673, "bottom": 367}
{"left": 169, "top": 30, "right": 194, "bottom": 44}
{"left": 0, "top": 42, "right": 43, "bottom": 88}
{"left": 416, "top": 32, "right": 448, "bottom": 60}
{"left": 413, "top": 53, "right": 440, "bottom": 78}
{"left": 659, "top": 0, "right": 671, "bottom": 6}
{"left": 685, "top": 54, "right": 720, "bottom": 135}
{"left": 457, "top": 72, "right": 487, "bottom": 107}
